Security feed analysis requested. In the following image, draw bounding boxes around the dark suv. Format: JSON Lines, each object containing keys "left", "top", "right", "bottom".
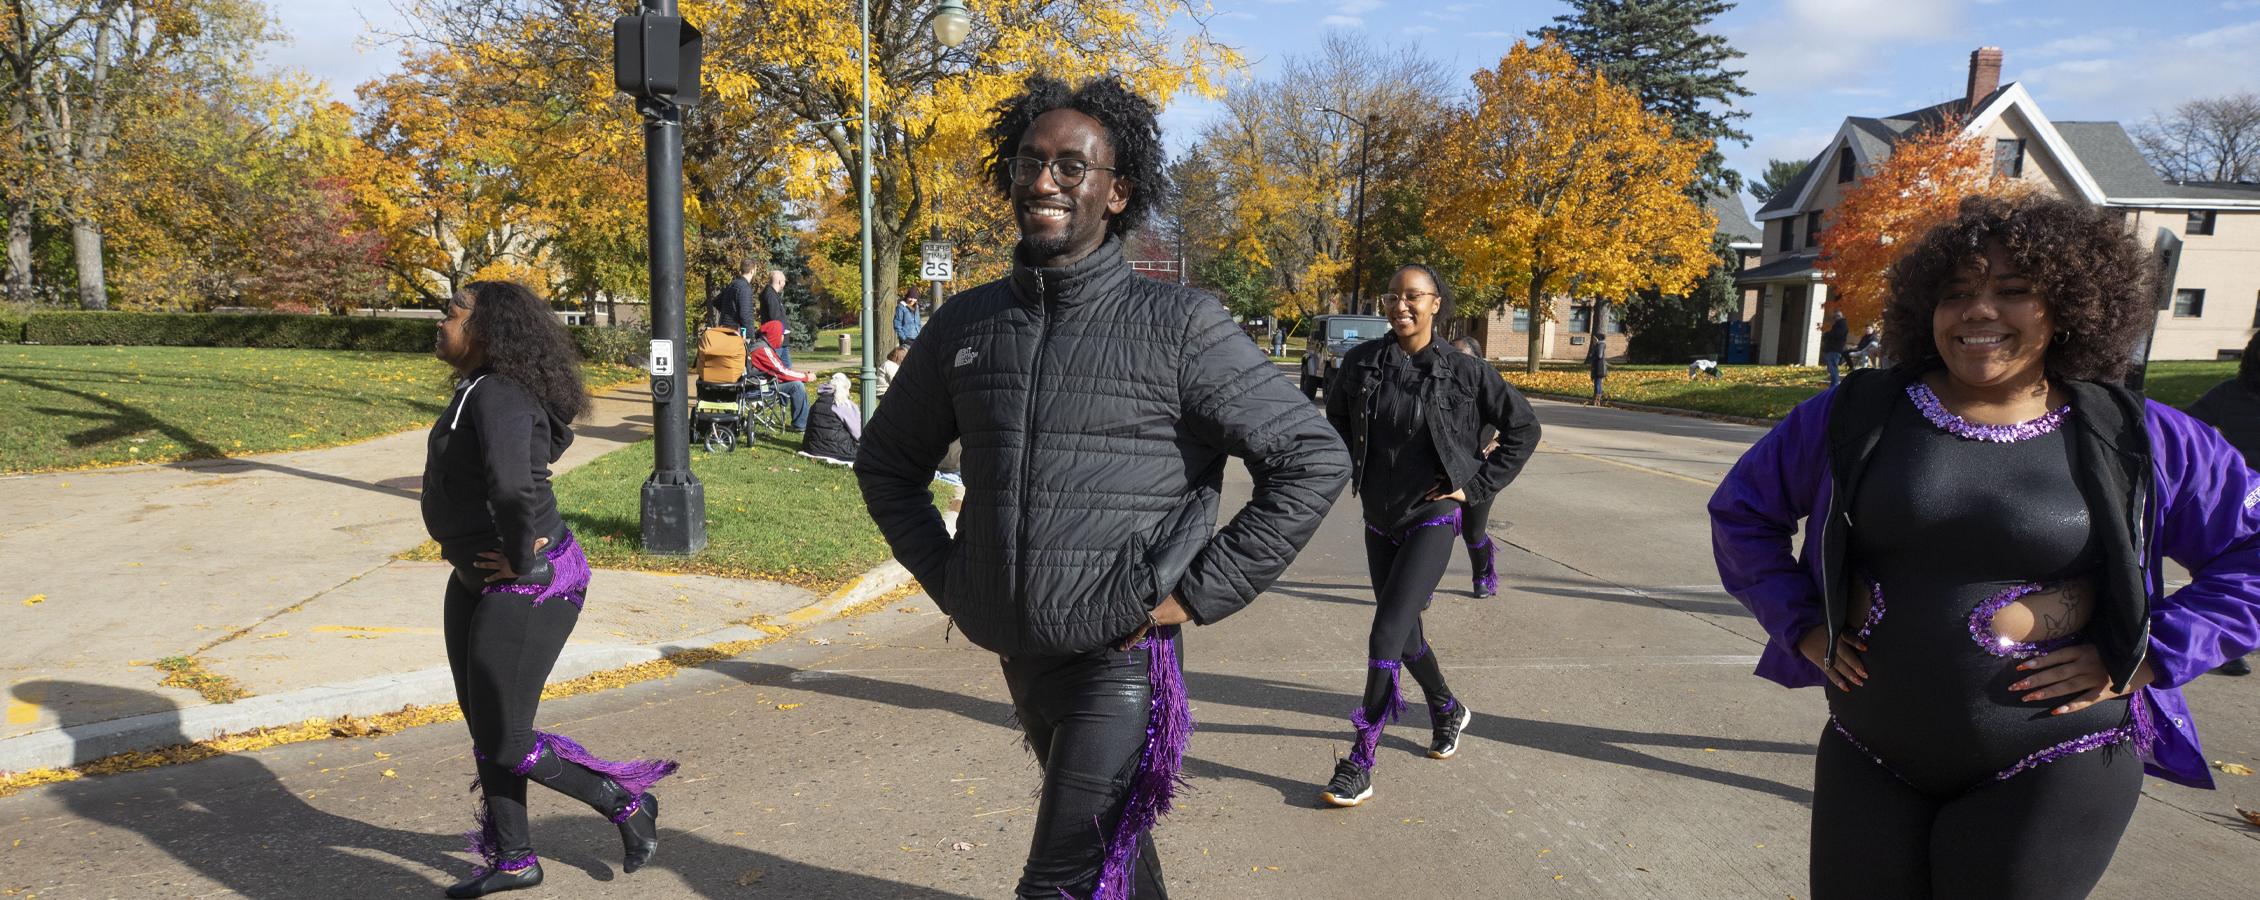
{"left": 1300, "top": 314, "right": 1389, "bottom": 398}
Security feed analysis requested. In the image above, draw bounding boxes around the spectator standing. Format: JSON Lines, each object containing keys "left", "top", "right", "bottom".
{"left": 1585, "top": 334, "right": 1609, "bottom": 406}
{"left": 714, "top": 261, "right": 757, "bottom": 334}
{"left": 894, "top": 288, "right": 924, "bottom": 348}
{"left": 760, "top": 270, "right": 794, "bottom": 366}
{"left": 2186, "top": 330, "right": 2260, "bottom": 677}
{"left": 1820, "top": 309, "right": 1850, "bottom": 386}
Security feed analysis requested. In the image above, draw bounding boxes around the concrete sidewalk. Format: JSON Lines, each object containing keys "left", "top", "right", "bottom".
{"left": 0, "top": 371, "right": 884, "bottom": 774}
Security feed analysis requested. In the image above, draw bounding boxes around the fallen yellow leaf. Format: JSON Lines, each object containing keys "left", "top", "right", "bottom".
{"left": 380, "top": 769, "right": 397, "bottom": 778}
{"left": 2237, "top": 806, "right": 2260, "bottom": 827}
{"left": 21, "top": 595, "right": 44, "bottom": 607}
{"left": 777, "top": 703, "right": 802, "bottom": 711}
{"left": 2216, "top": 761, "right": 2255, "bottom": 777}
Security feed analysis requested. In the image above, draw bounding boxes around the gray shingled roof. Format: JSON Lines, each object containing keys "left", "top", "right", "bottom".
{"left": 1733, "top": 254, "right": 1818, "bottom": 283}
{"left": 2053, "top": 121, "right": 2168, "bottom": 198}
{"left": 1709, "top": 190, "right": 1760, "bottom": 243}
{"left": 1754, "top": 89, "right": 2009, "bottom": 217}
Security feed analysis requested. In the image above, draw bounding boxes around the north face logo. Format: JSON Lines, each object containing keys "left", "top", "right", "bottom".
{"left": 2245, "top": 483, "right": 2260, "bottom": 510}
{"left": 955, "top": 348, "right": 977, "bottom": 367}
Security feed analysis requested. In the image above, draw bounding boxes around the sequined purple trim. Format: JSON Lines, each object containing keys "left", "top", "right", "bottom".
{"left": 1991, "top": 723, "right": 2139, "bottom": 782}
{"left": 481, "top": 529, "right": 592, "bottom": 609}
{"left": 608, "top": 793, "right": 645, "bottom": 825}
{"left": 1906, "top": 382, "right": 2072, "bottom": 443}
{"left": 531, "top": 730, "right": 679, "bottom": 800}
{"left": 1364, "top": 508, "right": 1465, "bottom": 546}
{"left": 505, "top": 742, "right": 543, "bottom": 777}
{"left": 1433, "top": 696, "right": 1458, "bottom": 719}
{"left": 1469, "top": 534, "right": 1498, "bottom": 596}
{"left": 1405, "top": 643, "right": 1429, "bottom": 663}
{"left": 1967, "top": 583, "right": 2082, "bottom": 659}
{"left": 494, "top": 852, "right": 538, "bottom": 873}
{"left": 1084, "top": 628, "right": 1192, "bottom": 900}
{"left": 462, "top": 771, "right": 540, "bottom": 878}
{"left": 1347, "top": 659, "right": 1405, "bottom": 769}
{"left": 1851, "top": 577, "right": 1885, "bottom": 643}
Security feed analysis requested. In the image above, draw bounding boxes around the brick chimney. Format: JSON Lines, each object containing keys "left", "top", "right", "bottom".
{"left": 1966, "top": 47, "right": 2004, "bottom": 112}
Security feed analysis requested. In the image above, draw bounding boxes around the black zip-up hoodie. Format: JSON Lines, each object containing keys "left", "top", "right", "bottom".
{"left": 421, "top": 367, "right": 573, "bottom": 585}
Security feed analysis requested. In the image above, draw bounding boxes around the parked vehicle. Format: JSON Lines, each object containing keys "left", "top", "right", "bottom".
{"left": 1300, "top": 314, "right": 1389, "bottom": 398}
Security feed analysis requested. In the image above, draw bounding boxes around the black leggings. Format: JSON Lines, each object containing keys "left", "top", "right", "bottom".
{"left": 443, "top": 571, "right": 637, "bottom": 864}
{"left": 1002, "top": 643, "right": 1171, "bottom": 899}
{"left": 1350, "top": 513, "right": 1460, "bottom": 767}
{"left": 1809, "top": 724, "right": 2142, "bottom": 900}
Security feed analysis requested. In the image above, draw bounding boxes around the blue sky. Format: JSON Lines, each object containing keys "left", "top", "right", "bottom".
{"left": 276, "top": 0, "right": 2260, "bottom": 217}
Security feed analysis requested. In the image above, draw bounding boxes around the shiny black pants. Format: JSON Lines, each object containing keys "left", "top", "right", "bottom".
{"left": 1001, "top": 644, "right": 1171, "bottom": 899}
{"left": 1809, "top": 725, "right": 2141, "bottom": 900}
{"left": 443, "top": 573, "right": 620, "bottom": 857}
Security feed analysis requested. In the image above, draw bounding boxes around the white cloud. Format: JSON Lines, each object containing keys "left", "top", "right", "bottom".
{"left": 2222, "top": 1, "right": 2260, "bottom": 10}
{"left": 1215, "top": 10, "right": 1256, "bottom": 20}
{"left": 1739, "top": 0, "right": 1963, "bottom": 94}
{"left": 1404, "top": 25, "right": 1438, "bottom": 35}
{"left": 2026, "top": 31, "right": 2134, "bottom": 59}
{"left": 1470, "top": 30, "right": 1513, "bottom": 39}
{"left": 1322, "top": 14, "right": 1365, "bottom": 27}
{"left": 2017, "top": 20, "right": 2260, "bottom": 121}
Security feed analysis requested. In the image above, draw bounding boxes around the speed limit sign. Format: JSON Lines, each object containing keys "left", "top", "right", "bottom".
{"left": 920, "top": 241, "right": 954, "bottom": 282}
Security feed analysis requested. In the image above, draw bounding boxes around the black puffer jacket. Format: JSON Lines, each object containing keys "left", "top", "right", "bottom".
{"left": 855, "top": 238, "right": 1350, "bottom": 656}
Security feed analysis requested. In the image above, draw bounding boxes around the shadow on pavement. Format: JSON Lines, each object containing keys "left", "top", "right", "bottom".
{"left": 14, "top": 680, "right": 457, "bottom": 897}
{"left": 1514, "top": 584, "right": 1751, "bottom": 618}
{"left": 13, "top": 680, "right": 974, "bottom": 899}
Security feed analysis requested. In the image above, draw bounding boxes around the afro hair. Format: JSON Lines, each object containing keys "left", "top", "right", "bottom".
{"left": 981, "top": 74, "right": 1168, "bottom": 238}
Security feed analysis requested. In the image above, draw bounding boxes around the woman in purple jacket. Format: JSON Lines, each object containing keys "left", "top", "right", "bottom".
{"left": 1710, "top": 195, "right": 2260, "bottom": 900}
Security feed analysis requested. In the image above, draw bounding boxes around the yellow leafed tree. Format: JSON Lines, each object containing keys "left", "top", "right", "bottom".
{"left": 1426, "top": 40, "right": 1714, "bottom": 372}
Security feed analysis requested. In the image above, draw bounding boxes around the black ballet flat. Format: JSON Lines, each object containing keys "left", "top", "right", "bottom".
{"left": 445, "top": 861, "right": 542, "bottom": 898}
{"left": 618, "top": 792, "right": 660, "bottom": 873}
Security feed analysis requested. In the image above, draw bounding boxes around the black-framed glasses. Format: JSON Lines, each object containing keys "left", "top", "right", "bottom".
{"left": 1006, "top": 156, "right": 1117, "bottom": 188}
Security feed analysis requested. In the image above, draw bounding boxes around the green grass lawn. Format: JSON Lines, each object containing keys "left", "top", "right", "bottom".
{"left": 0, "top": 346, "right": 639, "bottom": 474}
{"left": 546, "top": 435, "right": 949, "bottom": 588}
{"left": 1498, "top": 359, "right": 2238, "bottom": 421}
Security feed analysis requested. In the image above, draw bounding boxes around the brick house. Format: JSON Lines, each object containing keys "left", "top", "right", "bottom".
{"left": 1740, "top": 47, "right": 2260, "bottom": 365}
{"left": 1460, "top": 190, "right": 1762, "bottom": 362}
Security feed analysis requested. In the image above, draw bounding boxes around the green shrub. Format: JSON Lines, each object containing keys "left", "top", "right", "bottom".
{"left": 15, "top": 310, "right": 647, "bottom": 364}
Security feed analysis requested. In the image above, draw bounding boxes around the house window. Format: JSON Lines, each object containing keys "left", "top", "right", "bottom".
{"left": 2187, "top": 210, "right": 2217, "bottom": 235}
{"left": 1837, "top": 148, "right": 1855, "bottom": 183}
{"left": 1777, "top": 219, "right": 1793, "bottom": 252}
{"left": 1571, "top": 302, "right": 1594, "bottom": 333}
{"left": 1511, "top": 305, "right": 1529, "bottom": 332}
{"left": 2173, "top": 289, "right": 2205, "bottom": 318}
{"left": 1993, "top": 139, "right": 2025, "bottom": 178}
{"left": 1805, "top": 211, "right": 1823, "bottom": 248}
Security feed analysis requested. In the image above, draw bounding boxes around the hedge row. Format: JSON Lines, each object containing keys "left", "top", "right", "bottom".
{"left": 6, "top": 310, "right": 644, "bottom": 366}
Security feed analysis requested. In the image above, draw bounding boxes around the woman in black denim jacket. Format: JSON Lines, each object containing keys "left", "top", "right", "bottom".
{"left": 1317, "top": 264, "right": 1542, "bottom": 807}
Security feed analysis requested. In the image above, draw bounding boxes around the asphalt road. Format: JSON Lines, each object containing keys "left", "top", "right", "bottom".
{"left": 4, "top": 398, "right": 2255, "bottom": 898}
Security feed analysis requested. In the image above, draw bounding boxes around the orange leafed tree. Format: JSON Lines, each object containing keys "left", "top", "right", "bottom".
{"left": 1817, "top": 120, "right": 2026, "bottom": 326}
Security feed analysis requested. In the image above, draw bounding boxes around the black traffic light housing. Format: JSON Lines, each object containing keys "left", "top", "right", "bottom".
{"left": 613, "top": 14, "right": 702, "bottom": 106}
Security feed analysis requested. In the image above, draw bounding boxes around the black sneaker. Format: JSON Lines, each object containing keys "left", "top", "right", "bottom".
{"left": 2219, "top": 656, "right": 2252, "bottom": 677}
{"left": 1320, "top": 759, "right": 1373, "bottom": 807}
{"left": 1428, "top": 701, "right": 1472, "bottom": 759}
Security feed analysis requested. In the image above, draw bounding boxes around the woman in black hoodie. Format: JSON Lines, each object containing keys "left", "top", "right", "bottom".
{"left": 1319, "top": 264, "right": 1541, "bottom": 807}
{"left": 424, "top": 281, "right": 676, "bottom": 897}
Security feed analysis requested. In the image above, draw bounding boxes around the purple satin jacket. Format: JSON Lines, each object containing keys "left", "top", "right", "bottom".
{"left": 1710, "top": 387, "right": 2260, "bottom": 789}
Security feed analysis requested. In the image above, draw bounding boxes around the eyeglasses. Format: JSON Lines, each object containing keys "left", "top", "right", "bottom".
{"left": 1005, "top": 156, "right": 1117, "bottom": 188}
{"left": 1377, "top": 291, "right": 1439, "bottom": 307}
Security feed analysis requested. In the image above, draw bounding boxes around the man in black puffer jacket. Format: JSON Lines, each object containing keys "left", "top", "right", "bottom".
{"left": 856, "top": 76, "right": 1349, "bottom": 900}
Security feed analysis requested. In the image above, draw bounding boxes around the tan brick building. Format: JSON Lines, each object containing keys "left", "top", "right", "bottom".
{"left": 1741, "top": 47, "right": 2260, "bottom": 365}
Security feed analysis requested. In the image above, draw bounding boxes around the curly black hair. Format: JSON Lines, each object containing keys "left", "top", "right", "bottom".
{"left": 452, "top": 281, "right": 592, "bottom": 423}
{"left": 2241, "top": 330, "right": 2260, "bottom": 391}
{"left": 1882, "top": 194, "right": 2153, "bottom": 382}
{"left": 981, "top": 74, "right": 1167, "bottom": 238}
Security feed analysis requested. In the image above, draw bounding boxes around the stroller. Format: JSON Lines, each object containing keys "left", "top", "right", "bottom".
{"left": 693, "top": 325, "right": 794, "bottom": 452}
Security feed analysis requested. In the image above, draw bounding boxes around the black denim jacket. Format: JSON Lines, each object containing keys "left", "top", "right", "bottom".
{"left": 1324, "top": 336, "right": 1543, "bottom": 507}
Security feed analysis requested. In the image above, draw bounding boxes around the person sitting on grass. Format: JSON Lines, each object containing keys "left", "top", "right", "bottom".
{"left": 800, "top": 373, "right": 860, "bottom": 466}
{"left": 749, "top": 321, "right": 813, "bottom": 432}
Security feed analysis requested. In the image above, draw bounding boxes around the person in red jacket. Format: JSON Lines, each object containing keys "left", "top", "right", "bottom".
{"left": 750, "top": 321, "right": 812, "bottom": 431}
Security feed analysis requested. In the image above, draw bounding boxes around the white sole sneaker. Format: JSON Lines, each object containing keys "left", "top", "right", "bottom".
{"left": 1428, "top": 703, "right": 1473, "bottom": 759}
{"left": 1320, "top": 785, "right": 1373, "bottom": 807}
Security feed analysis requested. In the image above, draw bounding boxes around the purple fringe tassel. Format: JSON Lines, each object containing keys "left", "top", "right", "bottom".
{"left": 528, "top": 730, "right": 680, "bottom": 800}
{"left": 1346, "top": 659, "right": 1404, "bottom": 769}
{"left": 481, "top": 529, "right": 592, "bottom": 609}
{"left": 1083, "top": 628, "right": 1193, "bottom": 900}
{"left": 461, "top": 775, "right": 538, "bottom": 878}
{"left": 1470, "top": 535, "right": 1498, "bottom": 597}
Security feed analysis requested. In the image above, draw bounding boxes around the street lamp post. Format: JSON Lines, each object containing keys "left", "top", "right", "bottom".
{"left": 851, "top": 0, "right": 971, "bottom": 422}
{"left": 1317, "top": 106, "right": 1373, "bottom": 315}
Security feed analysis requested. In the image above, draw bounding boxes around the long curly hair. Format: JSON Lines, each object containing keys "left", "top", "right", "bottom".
{"left": 452, "top": 281, "right": 592, "bottom": 423}
{"left": 981, "top": 74, "right": 1167, "bottom": 238}
{"left": 1881, "top": 194, "right": 2153, "bottom": 381}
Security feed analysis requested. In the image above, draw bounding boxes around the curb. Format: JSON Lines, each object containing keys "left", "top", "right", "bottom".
{"left": 0, "top": 560, "right": 923, "bottom": 775}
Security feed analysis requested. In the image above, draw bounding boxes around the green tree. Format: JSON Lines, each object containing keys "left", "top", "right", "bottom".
{"left": 1623, "top": 234, "right": 1738, "bottom": 361}
{"left": 1748, "top": 157, "right": 1807, "bottom": 204}
{"left": 1537, "top": 0, "right": 1751, "bottom": 197}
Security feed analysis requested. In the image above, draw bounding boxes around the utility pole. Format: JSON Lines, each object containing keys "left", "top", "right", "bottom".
{"left": 1317, "top": 107, "right": 1374, "bottom": 314}
{"left": 615, "top": 1, "right": 705, "bottom": 554}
